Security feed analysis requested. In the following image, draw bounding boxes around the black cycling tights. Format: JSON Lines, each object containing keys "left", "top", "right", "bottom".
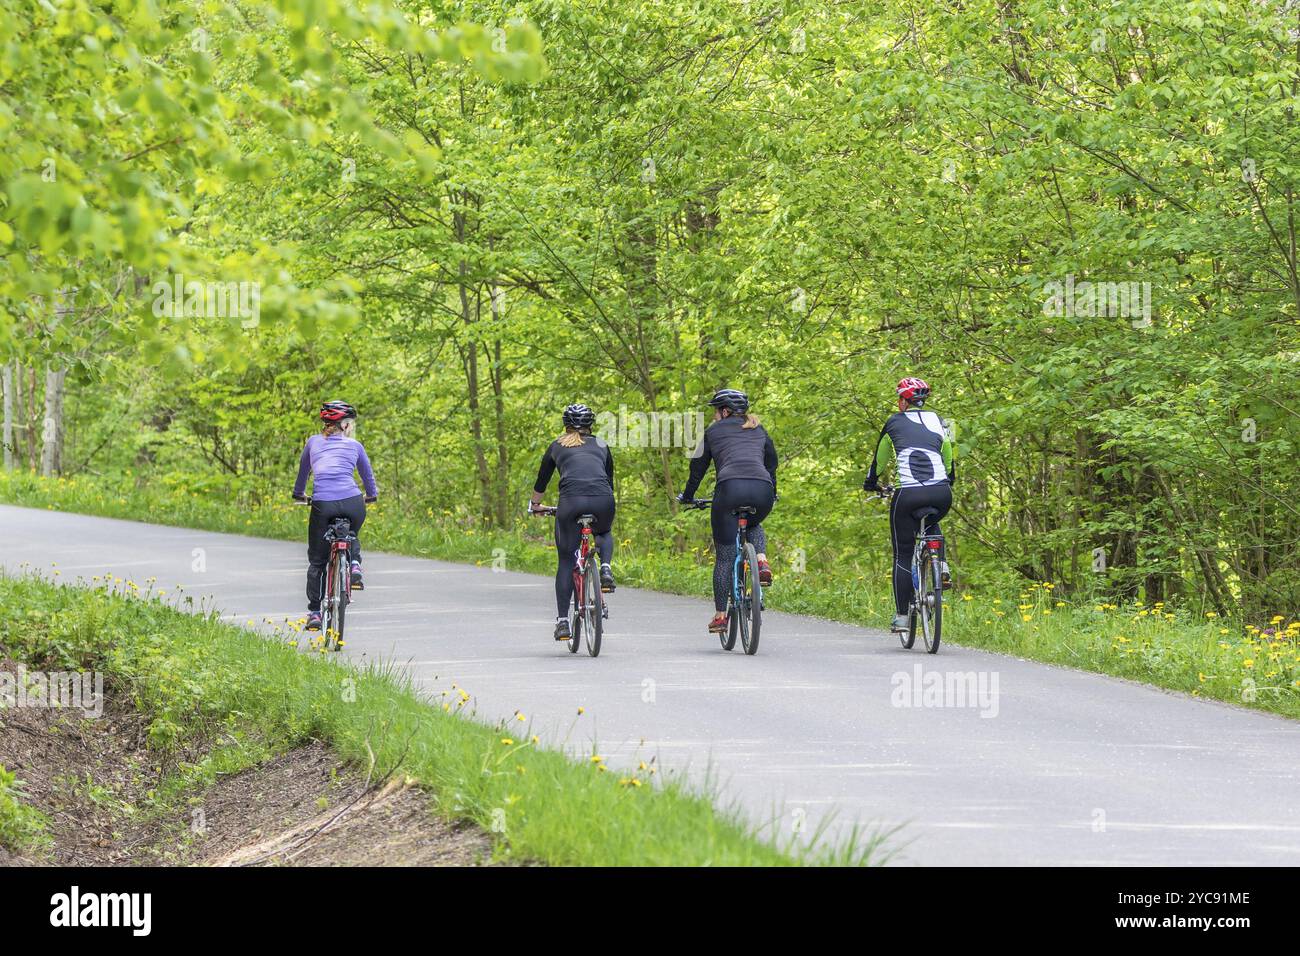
{"left": 307, "top": 495, "right": 366, "bottom": 613}
{"left": 554, "top": 494, "right": 615, "bottom": 618}
{"left": 889, "top": 483, "right": 952, "bottom": 616}
{"left": 710, "top": 479, "right": 774, "bottom": 613}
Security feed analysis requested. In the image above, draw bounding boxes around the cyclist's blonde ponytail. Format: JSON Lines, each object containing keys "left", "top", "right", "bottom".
{"left": 322, "top": 418, "right": 357, "bottom": 438}
{"left": 742, "top": 413, "right": 761, "bottom": 429}
{"left": 557, "top": 426, "right": 590, "bottom": 448}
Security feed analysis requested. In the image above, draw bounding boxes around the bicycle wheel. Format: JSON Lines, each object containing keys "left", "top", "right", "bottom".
{"left": 721, "top": 599, "right": 738, "bottom": 651}
{"left": 325, "top": 554, "right": 347, "bottom": 652}
{"left": 902, "top": 551, "right": 918, "bottom": 649}
{"left": 584, "top": 560, "right": 602, "bottom": 657}
{"left": 920, "top": 552, "right": 942, "bottom": 654}
{"left": 568, "top": 569, "right": 582, "bottom": 654}
{"left": 740, "top": 542, "right": 761, "bottom": 655}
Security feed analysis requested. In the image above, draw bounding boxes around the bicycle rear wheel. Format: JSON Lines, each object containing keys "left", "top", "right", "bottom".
{"left": 584, "top": 560, "right": 602, "bottom": 657}
{"left": 740, "top": 542, "right": 761, "bottom": 655}
{"left": 324, "top": 553, "right": 347, "bottom": 652}
{"left": 568, "top": 568, "right": 582, "bottom": 654}
{"left": 920, "top": 552, "right": 942, "bottom": 654}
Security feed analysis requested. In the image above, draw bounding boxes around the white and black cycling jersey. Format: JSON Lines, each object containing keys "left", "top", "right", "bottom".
{"left": 864, "top": 409, "right": 955, "bottom": 489}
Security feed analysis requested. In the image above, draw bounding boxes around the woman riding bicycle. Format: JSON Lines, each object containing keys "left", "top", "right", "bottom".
{"left": 863, "top": 378, "right": 955, "bottom": 632}
{"left": 292, "top": 400, "right": 379, "bottom": 632}
{"left": 677, "top": 388, "right": 778, "bottom": 635}
{"left": 529, "top": 403, "right": 617, "bottom": 642}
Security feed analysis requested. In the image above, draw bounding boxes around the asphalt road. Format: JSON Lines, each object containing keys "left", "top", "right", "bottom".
{"left": 8, "top": 505, "right": 1300, "bottom": 866}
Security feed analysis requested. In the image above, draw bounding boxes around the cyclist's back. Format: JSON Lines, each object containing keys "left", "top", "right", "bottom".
{"left": 869, "top": 408, "right": 953, "bottom": 488}
{"left": 297, "top": 432, "right": 377, "bottom": 501}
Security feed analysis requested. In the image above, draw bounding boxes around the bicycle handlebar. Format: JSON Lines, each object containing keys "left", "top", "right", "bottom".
{"left": 529, "top": 505, "right": 558, "bottom": 516}
{"left": 681, "top": 498, "right": 712, "bottom": 509}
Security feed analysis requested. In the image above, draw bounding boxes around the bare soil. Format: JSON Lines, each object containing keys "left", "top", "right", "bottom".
{"left": 0, "top": 670, "right": 494, "bottom": 867}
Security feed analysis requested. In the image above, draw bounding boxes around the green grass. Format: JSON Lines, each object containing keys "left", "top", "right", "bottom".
{"left": 0, "top": 573, "right": 882, "bottom": 865}
{"left": 4, "top": 470, "right": 1298, "bottom": 720}
{"left": 0, "top": 763, "right": 51, "bottom": 853}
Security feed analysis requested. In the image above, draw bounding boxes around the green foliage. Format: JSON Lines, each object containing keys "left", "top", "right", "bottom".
{"left": 0, "top": 764, "right": 50, "bottom": 853}
{"left": 0, "top": 0, "right": 543, "bottom": 366}
{"left": 12, "top": 1, "right": 1300, "bottom": 618}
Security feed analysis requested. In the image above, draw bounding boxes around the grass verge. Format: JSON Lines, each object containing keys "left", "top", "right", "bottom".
{"left": 0, "top": 763, "right": 51, "bottom": 853}
{"left": 0, "top": 573, "right": 878, "bottom": 865}
{"left": 4, "top": 470, "right": 1299, "bottom": 720}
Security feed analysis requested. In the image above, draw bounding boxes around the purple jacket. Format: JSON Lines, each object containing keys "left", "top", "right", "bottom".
{"left": 293, "top": 434, "right": 378, "bottom": 502}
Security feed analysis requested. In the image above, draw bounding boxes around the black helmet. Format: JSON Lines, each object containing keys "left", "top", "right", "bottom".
{"left": 706, "top": 388, "right": 749, "bottom": 414}
{"left": 320, "top": 400, "right": 357, "bottom": 423}
{"left": 562, "top": 403, "right": 596, "bottom": 429}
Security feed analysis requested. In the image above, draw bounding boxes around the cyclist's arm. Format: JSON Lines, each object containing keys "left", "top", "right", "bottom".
{"left": 533, "top": 444, "right": 557, "bottom": 496}
{"left": 356, "top": 443, "right": 379, "bottom": 499}
{"left": 941, "top": 426, "right": 955, "bottom": 486}
{"left": 292, "top": 440, "right": 312, "bottom": 498}
{"left": 605, "top": 444, "right": 614, "bottom": 484}
{"left": 680, "top": 431, "right": 713, "bottom": 501}
{"left": 763, "top": 432, "right": 778, "bottom": 495}
{"left": 529, "top": 444, "right": 558, "bottom": 511}
{"left": 863, "top": 426, "right": 894, "bottom": 491}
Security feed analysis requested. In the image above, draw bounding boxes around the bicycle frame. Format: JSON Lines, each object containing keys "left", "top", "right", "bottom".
{"left": 531, "top": 505, "right": 604, "bottom": 656}
{"left": 321, "top": 518, "right": 353, "bottom": 650}
{"left": 732, "top": 513, "right": 751, "bottom": 606}
{"left": 684, "top": 497, "right": 763, "bottom": 654}
{"left": 572, "top": 520, "right": 594, "bottom": 616}
{"left": 912, "top": 515, "right": 944, "bottom": 593}
{"left": 872, "top": 485, "right": 947, "bottom": 653}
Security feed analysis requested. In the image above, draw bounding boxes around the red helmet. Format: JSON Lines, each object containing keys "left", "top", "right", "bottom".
{"left": 319, "top": 400, "right": 357, "bottom": 423}
{"left": 897, "top": 378, "right": 930, "bottom": 406}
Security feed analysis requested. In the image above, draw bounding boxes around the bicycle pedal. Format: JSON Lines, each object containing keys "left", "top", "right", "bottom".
{"left": 602, "top": 606, "right": 609, "bottom": 619}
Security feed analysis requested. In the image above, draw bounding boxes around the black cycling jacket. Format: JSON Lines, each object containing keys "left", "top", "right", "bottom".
{"left": 681, "top": 415, "right": 778, "bottom": 500}
{"left": 534, "top": 435, "right": 615, "bottom": 498}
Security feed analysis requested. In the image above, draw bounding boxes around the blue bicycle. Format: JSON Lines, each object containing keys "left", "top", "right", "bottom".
{"left": 685, "top": 498, "right": 762, "bottom": 654}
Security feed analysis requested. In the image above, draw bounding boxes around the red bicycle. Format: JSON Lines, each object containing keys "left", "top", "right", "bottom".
{"left": 531, "top": 506, "right": 604, "bottom": 657}
{"left": 297, "top": 495, "right": 354, "bottom": 653}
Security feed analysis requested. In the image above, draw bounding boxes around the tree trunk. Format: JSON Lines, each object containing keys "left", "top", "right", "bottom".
{"left": 491, "top": 335, "right": 509, "bottom": 528}
{"left": 40, "top": 366, "right": 66, "bottom": 477}
{"left": 2, "top": 361, "right": 13, "bottom": 471}
{"left": 459, "top": 261, "right": 493, "bottom": 525}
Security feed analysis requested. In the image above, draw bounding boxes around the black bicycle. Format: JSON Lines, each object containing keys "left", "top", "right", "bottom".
{"left": 874, "top": 485, "right": 944, "bottom": 653}
{"left": 684, "top": 498, "right": 762, "bottom": 655}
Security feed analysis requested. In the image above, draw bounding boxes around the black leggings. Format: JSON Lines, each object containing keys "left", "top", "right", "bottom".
{"left": 710, "top": 478, "right": 775, "bottom": 612}
{"left": 889, "top": 483, "right": 951, "bottom": 616}
{"left": 307, "top": 495, "right": 366, "bottom": 612}
{"left": 554, "top": 494, "right": 615, "bottom": 618}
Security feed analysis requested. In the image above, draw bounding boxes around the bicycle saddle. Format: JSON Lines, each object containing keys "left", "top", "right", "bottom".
{"left": 732, "top": 505, "right": 758, "bottom": 515}
{"left": 576, "top": 514, "right": 597, "bottom": 525}
{"left": 912, "top": 506, "right": 941, "bottom": 521}
{"left": 324, "top": 517, "right": 353, "bottom": 540}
